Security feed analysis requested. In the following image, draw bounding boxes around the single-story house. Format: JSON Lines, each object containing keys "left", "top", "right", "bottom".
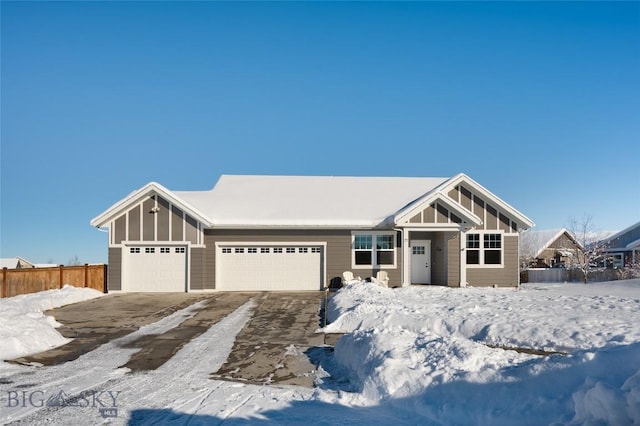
{"left": 519, "top": 228, "right": 582, "bottom": 269}
{"left": 90, "top": 173, "right": 534, "bottom": 292}
{"left": 600, "top": 221, "right": 640, "bottom": 268}
{"left": 0, "top": 257, "right": 35, "bottom": 269}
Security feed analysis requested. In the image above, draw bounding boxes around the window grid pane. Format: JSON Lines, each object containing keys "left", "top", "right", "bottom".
{"left": 354, "top": 235, "right": 372, "bottom": 250}
{"left": 467, "top": 234, "right": 480, "bottom": 248}
{"left": 484, "top": 234, "right": 502, "bottom": 248}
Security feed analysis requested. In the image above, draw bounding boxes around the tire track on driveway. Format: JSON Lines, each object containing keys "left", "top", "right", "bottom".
{"left": 120, "top": 292, "right": 259, "bottom": 371}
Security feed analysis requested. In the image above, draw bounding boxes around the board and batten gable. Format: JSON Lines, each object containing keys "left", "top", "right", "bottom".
{"left": 397, "top": 181, "right": 525, "bottom": 287}
{"left": 106, "top": 194, "right": 206, "bottom": 291}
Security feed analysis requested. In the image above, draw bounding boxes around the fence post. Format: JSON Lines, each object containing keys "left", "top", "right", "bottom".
{"left": 103, "top": 264, "right": 108, "bottom": 293}
{"left": 59, "top": 265, "right": 64, "bottom": 289}
{"left": 84, "top": 263, "right": 89, "bottom": 288}
{"left": 2, "top": 267, "right": 7, "bottom": 298}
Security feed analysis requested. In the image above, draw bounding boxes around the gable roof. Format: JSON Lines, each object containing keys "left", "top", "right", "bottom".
{"left": 92, "top": 173, "right": 533, "bottom": 230}
{"left": 394, "top": 173, "right": 534, "bottom": 230}
{"left": 175, "top": 175, "right": 449, "bottom": 228}
{"left": 519, "top": 228, "right": 579, "bottom": 259}
{"left": 90, "top": 182, "right": 214, "bottom": 228}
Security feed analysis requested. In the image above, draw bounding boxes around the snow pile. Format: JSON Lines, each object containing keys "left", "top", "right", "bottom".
{"left": 0, "top": 285, "right": 103, "bottom": 361}
{"left": 321, "top": 280, "right": 640, "bottom": 424}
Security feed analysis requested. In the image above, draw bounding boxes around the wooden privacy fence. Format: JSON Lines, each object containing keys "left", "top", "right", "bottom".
{"left": 1, "top": 264, "right": 107, "bottom": 298}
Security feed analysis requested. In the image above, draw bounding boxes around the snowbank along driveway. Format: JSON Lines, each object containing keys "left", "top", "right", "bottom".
{"left": 2, "top": 291, "right": 327, "bottom": 423}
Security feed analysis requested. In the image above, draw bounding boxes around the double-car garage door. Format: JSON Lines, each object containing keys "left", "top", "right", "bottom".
{"left": 216, "top": 245, "right": 324, "bottom": 291}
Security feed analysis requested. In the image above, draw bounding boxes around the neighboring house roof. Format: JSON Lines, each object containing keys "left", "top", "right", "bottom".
{"left": 519, "top": 228, "right": 580, "bottom": 259}
{"left": 600, "top": 221, "right": 640, "bottom": 252}
{"left": 92, "top": 173, "right": 534, "bottom": 230}
{"left": 0, "top": 257, "right": 34, "bottom": 269}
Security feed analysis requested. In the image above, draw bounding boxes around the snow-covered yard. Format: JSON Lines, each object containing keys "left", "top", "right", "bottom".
{"left": 1, "top": 280, "right": 639, "bottom": 425}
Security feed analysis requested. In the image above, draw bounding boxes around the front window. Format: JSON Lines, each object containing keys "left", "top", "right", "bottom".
{"left": 352, "top": 232, "right": 396, "bottom": 268}
{"left": 466, "top": 233, "right": 502, "bottom": 266}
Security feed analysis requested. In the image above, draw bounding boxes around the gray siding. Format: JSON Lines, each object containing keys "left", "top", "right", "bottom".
{"left": 114, "top": 216, "right": 126, "bottom": 243}
{"left": 110, "top": 195, "right": 201, "bottom": 245}
{"left": 128, "top": 205, "right": 141, "bottom": 241}
{"left": 447, "top": 234, "right": 460, "bottom": 287}
{"left": 204, "top": 229, "right": 403, "bottom": 289}
{"left": 143, "top": 198, "right": 155, "bottom": 241}
{"left": 171, "top": 206, "right": 183, "bottom": 241}
{"left": 108, "top": 247, "right": 122, "bottom": 291}
{"left": 608, "top": 224, "right": 640, "bottom": 248}
{"left": 466, "top": 235, "right": 519, "bottom": 287}
{"left": 157, "top": 197, "right": 170, "bottom": 241}
{"left": 190, "top": 247, "right": 205, "bottom": 290}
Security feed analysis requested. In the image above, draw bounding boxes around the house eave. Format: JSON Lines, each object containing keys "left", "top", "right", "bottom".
{"left": 90, "top": 182, "right": 214, "bottom": 229}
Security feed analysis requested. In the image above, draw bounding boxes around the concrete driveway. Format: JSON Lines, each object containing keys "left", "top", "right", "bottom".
{"left": 11, "top": 291, "right": 330, "bottom": 387}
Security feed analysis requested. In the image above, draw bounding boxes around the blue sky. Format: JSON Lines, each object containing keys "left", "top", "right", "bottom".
{"left": 1, "top": 1, "right": 639, "bottom": 265}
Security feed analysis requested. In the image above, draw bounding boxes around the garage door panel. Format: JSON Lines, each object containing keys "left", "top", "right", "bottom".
{"left": 217, "top": 246, "right": 323, "bottom": 291}
{"left": 124, "top": 246, "right": 187, "bottom": 292}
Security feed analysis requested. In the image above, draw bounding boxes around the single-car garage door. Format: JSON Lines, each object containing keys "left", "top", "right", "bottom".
{"left": 216, "top": 245, "right": 323, "bottom": 291}
{"left": 123, "top": 245, "right": 187, "bottom": 292}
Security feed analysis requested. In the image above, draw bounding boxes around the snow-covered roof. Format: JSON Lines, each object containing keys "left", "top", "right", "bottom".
{"left": 0, "top": 258, "right": 20, "bottom": 269}
{"left": 519, "top": 228, "right": 578, "bottom": 259}
{"left": 175, "top": 175, "right": 449, "bottom": 227}
{"left": 0, "top": 257, "right": 34, "bottom": 269}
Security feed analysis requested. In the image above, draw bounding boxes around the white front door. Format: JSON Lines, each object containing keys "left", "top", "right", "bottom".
{"left": 410, "top": 240, "right": 431, "bottom": 284}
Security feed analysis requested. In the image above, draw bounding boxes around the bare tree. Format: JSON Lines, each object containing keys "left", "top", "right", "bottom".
{"left": 67, "top": 254, "right": 82, "bottom": 266}
{"left": 567, "top": 215, "right": 605, "bottom": 284}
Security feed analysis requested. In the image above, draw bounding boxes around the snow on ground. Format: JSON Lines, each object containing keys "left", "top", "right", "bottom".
{"left": 1, "top": 280, "right": 639, "bottom": 425}
{"left": 0, "top": 285, "right": 104, "bottom": 361}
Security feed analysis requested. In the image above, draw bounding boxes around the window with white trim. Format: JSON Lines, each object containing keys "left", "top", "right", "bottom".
{"left": 466, "top": 232, "right": 502, "bottom": 266}
{"left": 352, "top": 232, "right": 396, "bottom": 268}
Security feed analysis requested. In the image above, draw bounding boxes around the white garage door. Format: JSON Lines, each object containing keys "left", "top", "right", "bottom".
{"left": 216, "top": 245, "right": 323, "bottom": 291}
{"left": 123, "top": 246, "right": 187, "bottom": 292}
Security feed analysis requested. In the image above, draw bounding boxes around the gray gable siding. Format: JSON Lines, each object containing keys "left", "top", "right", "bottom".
{"left": 111, "top": 195, "right": 199, "bottom": 245}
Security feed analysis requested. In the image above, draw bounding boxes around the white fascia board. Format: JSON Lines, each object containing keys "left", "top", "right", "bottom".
{"left": 90, "top": 182, "right": 213, "bottom": 228}
{"left": 445, "top": 173, "right": 535, "bottom": 230}
{"left": 394, "top": 190, "right": 482, "bottom": 227}
{"left": 208, "top": 222, "right": 383, "bottom": 230}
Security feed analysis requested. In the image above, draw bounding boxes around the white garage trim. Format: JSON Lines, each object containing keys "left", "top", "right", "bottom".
{"left": 215, "top": 241, "right": 326, "bottom": 291}
{"left": 122, "top": 243, "right": 190, "bottom": 292}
